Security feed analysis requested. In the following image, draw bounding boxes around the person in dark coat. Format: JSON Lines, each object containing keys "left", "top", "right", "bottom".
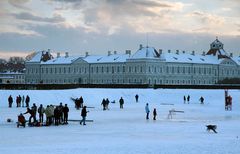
{"left": 106, "top": 98, "right": 110, "bottom": 110}
{"left": 187, "top": 95, "right": 190, "bottom": 104}
{"left": 24, "top": 107, "right": 36, "bottom": 123}
{"left": 18, "top": 95, "right": 22, "bottom": 107}
{"left": 199, "top": 96, "right": 204, "bottom": 104}
{"left": 58, "top": 103, "right": 64, "bottom": 123}
{"left": 31, "top": 103, "right": 37, "bottom": 122}
{"left": 101, "top": 98, "right": 106, "bottom": 110}
{"left": 63, "top": 104, "right": 69, "bottom": 124}
{"left": 8, "top": 95, "right": 13, "bottom": 108}
{"left": 38, "top": 104, "right": 45, "bottom": 123}
{"left": 22, "top": 95, "right": 25, "bottom": 107}
{"left": 54, "top": 106, "right": 60, "bottom": 126}
{"left": 183, "top": 96, "right": 186, "bottom": 104}
{"left": 119, "top": 97, "right": 124, "bottom": 109}
{"left": 80, "top": 106, "right": 88, "bottom": 125}
{"left": 79, "top": 96, "right": 84, "bottom": 108}
{"left": 25, "top": 95, "right": 30, "bottom": 107}
{"left": 135, "top": 94, "right": 139, "bottom": 103}
{"left": 153, "top": 108, "right": 157, "bottom": 120}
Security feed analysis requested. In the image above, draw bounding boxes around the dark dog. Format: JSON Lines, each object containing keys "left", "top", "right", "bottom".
{"left": 206, "top": 125, "right": 217, "bottom": 133}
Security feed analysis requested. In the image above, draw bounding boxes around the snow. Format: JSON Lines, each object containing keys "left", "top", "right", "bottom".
{"left": 1, "top": 88, "right": 240, "bottom": 154}
{"left": 42, "top": 56, "right": 81, "bottom": 65}
{"left": 131, "top": 47, "right": 159, "bottom": 59}
{"left": 83, "top": 54, "right": 130, "bottom": 63}
{"left": 27, "top": 51, "right": 42, "bottom": 63}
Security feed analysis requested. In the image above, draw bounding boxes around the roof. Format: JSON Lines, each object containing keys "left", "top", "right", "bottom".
{"left": 42, "top": 56, "right": 81, "bottom": 65}
{"left": 161, "top": 52, "right": 220, "bottom": 64}
{"left": 27, "top": 51, "right": 42, "bottom": 62}
{"left": 232, "top": 56, "right": 240, "bottom": 65}
{"left": 130, "top": 47, "right": 160, "bottom": 59}
{"left": 83, "top": 54, "right": 130, "bottom": 63}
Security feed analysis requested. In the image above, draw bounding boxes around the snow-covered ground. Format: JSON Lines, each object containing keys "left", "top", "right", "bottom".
{"left": 0, "top": 88, "right": 240, "bottom": 154}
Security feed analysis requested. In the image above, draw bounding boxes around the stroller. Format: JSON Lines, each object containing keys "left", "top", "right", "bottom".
{"left": 17, "top": 113, "right": 26, "bottom": 128}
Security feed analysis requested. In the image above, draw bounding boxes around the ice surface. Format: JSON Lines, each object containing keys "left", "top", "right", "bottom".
{"left": 0, "top": 88, "right": 240, "bottom": 154}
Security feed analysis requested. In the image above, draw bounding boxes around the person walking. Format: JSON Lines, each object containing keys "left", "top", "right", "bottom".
{"left": 63, "top": 104, "right": 69, "bottom": 124}
{"left": 80, "top": 106, "right": 88, "bottom": 125}
{"left": 145, "top": 103, "right": 150, "bottom": 120}
{"left": 135, "top": 94, "right": 139, "bottom": 103}
{"left": 183, "top": 96, "right": 186, "bottom": 104}
{"left": 187, "top": 95, "right": 190, "bottom": 104}
{"left": 199, "top": 96, "right": 204, "bottom": 104}
{"left": 101, "top": 98, "right": 106, "bottom": 110}
{"left": 119, "top": 97, "right": 124, "bottom": 109}
{"left": 106, "top": 98, "right": 110, "bottom": 110}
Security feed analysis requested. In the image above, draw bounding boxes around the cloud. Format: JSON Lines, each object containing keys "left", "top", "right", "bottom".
{"left": 11, "top": 12, "right": 65, "bottom": 23}
{"left": 190, "top": 11, "right": 225, "bottom": 25}
{"left": 8, "top": 0, "right": 31, "bottom": 10}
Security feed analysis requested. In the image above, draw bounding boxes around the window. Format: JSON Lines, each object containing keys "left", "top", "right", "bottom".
{"left": 123, "top": 66, "right": 125, "bottom": 73}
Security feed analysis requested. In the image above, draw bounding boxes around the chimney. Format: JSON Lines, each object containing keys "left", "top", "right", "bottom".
{"left": 108, "top": 51, "right": 111, "bottom": 56}
{"left": 126, "top": 50, "right": 131, "bottom": 55}
{"left": 85, "top": 52, "right": 89, "bottom": 57}
{"left": 168, "top": 50, "right": 171, "bottom": 53}
{"left": 65, "top": 52, "right": 69, "bottom": 58}
{"left": 139, "top": 44, "right": 143, "bottom": 50}
{"left": 202, "top": 51, "right": 206, "bottom": 56}
{"left": 176, "top": 50, "right": 179, "bottom": 54}
{"left": 182, "top": 51, "right": 185, "bottom": 54}
{"left": 159, "top": 49, "right": 162, "bottom": 55}
{"left": 230, "top": 53, "right": 233, "bottom": 57}
{"left": 57, "top": 52, "right": 60, "bottom": 58}
{"left": 114, "top": 51, "right": 117, "bottom": 54}
{"left": 191, "top": 51, "right": 195, "bottom": 55}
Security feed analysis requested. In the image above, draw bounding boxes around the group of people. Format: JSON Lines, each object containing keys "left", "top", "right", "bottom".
{"left": 8, "top": 95, "right": 30, "bottom": 108}
{"left": 18, "top": 102, "right": 69, "bottom": 127}
{"left": 183, "top": 95, "right": 205, "bottom": 104}
{"left": 183, "top": 95, "right": 191, "bottom": 104}
{"left": 101, "top": 98, "right": 110, "bottom": 110}
{"left": 145, "top": 103, "right": 157, "bottom": 120}
{"left": 73, "top": 96, "right": 84, "bottom": 110}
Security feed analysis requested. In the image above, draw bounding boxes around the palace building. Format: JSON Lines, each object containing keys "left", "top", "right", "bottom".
{"left": 25, "top": 39, "right": 240, "bottom": 85}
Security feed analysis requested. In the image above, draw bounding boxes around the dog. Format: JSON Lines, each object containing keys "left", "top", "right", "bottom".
{"left": 206, "top": 125, "right": 217, "bottom": 133}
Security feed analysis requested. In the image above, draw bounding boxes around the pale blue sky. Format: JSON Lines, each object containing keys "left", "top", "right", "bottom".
{"left": 0, "top": 0, "right": 239, "bottom": 59}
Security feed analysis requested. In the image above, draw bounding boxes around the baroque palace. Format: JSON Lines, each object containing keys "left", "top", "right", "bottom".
{"left": 25, "top": 38, "right": 240, "bottom": 85}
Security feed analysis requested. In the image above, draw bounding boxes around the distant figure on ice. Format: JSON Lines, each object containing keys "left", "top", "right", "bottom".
{"left": 31, "top": 103, "right": 37, "bottom": 121}
{"left": 135, "top": 94, "right": 139, "bottom": 103}
{"left": 153, "top": 108, "right": 157, "bottom": 120}
{"left": 79, "top": 96, "right": 84, "bottom": 108}
{"left": 63, "top": 104, "right": 69, "bottom": 124}
{"left": 183, "top": 96, "right": 186, "bottom": 104}
{"left": 101, "top": 98, "right": 106, "bottom": 110}
{"left": 80, "top": 106, "right": 88, "bottom": 125}
{"left": 145, "top": 103, "right": 150, "bottom": 120}
{"left": 199, "top": 96, "right": 204, "bottom": 104}
{"left": 8, "top": 95, "right": 13, "bottom": 108}
{"left": 24, "top": 107, "right": 36, "bottom": 123}
{"left": 25, "top": 95, "right": 30, "bottom": 107}
{"left": 187, "top": 95, "right": 190, "bottom": 104}
{"left": 38, "top": 104, "right": 45, "bottom": 123}
{"left": 225, "top": 95, "right": 232, "bottom": 111}
{"left": 206, "top": 125, "right": 217, "bottom": 133}
{"left": 119, "top": 97, "right": 124, "bottom": 109}
{"left": 106, "top": 98, "right": 110, "bottom": 110}
{"left": 22, "top": 95, "right": 25, "bottom": 107}
{"left": 17, "top": 113, "right": 26, "bottom": 128}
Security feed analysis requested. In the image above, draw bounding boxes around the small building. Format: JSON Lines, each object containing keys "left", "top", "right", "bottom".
{"left": 0, "top": 72, "right": 25, "bottom": 84}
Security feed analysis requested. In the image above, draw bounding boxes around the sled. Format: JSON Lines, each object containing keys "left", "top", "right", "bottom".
{"left": 168, "top": 109, "right": 184, "bottom": 119}
{"left": 68, "top": 119, "right": 94, "bottom": 122}
{"left": 160, "top": 103, "right": 174, "bottom": 106}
